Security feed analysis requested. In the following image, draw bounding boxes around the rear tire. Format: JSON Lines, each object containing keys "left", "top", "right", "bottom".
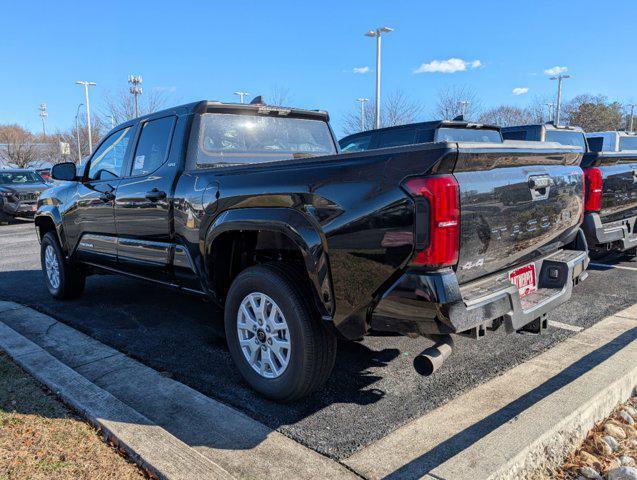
{"left": 224, "top": 263, "right": 337, "bottom": 402}
{"left": 41, "top": 232, "right": 85, "bottom": 299}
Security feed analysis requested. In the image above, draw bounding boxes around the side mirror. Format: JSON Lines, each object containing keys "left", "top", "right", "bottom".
{"left": 51, "top": 162, "right": 77, "bottom": 181}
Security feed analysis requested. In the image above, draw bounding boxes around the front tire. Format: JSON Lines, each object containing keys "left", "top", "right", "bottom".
{"left": 224, "top": 264, "right": 337, "bottom": 402}
{"left": 41, "top": 232, "right": 85, "bottom": 299}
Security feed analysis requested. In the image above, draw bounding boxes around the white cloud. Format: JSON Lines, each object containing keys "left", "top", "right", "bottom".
{"left": 413, "top": 58, "right": 483, "bottom": 74}
{"left": 512, "top": 87, "right": 529, "bottom": 95}
{"left": 544, "top": 66, "right": 568, "bottom": 76}
{"left": 352, "top": 66, "right": 370, "bottom": 74}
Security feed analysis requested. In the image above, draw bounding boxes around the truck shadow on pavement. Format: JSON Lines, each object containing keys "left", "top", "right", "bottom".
{"left": 383, "top": 327, "right": 637, "bottom": 479}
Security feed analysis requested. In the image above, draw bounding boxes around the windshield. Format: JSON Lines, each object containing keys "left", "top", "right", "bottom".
{"left": 435, "top": 127, "right": 502, "bottom": 143}
{"left": 194, "top": 113, "right": 336, "bottom": 167}
{"left": 545, "top": 130, "right": 587, "bottom": 151}
{"left": 619, "top": 136, "right": 637, "bottom": 151}
{"left": 0, "top": 171, "right": 43, "bottom": 185}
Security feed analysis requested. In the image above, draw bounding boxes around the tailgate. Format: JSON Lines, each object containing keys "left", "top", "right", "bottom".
{"left": 452, "top": 142, "right": 583, "bottom": 284}
{"left": 595, "top": 154, "right": 637, "bottom": 223}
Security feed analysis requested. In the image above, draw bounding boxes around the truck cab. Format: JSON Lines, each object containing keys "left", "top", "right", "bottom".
{"left": 501, "top": 123, "right": 588, "bottom": 151}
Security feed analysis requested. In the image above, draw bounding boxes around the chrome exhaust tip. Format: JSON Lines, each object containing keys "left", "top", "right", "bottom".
{"left": 413, "top": 335, "right": 454, "bottom": 376}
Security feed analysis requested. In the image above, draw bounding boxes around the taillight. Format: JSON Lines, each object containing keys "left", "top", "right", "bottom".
{"left": 403, "top": 175, "right": 460, "bottom": 267}
{"left": 583, "top": 167, "right": 603, "bottom": 212}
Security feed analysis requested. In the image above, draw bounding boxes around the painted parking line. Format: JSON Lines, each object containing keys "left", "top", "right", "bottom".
{"left": 550, "top": 320, "right": 584, "bottom": 332}
{"left": 589, "top": 262, "right": 637, "bottom": 272}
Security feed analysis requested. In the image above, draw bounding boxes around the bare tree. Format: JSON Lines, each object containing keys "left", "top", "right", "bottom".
{"left": 60, "top": 115, "right": 108, "bottom": 164}
{"left": 268, "top": 86, "right": 293, "bottom": 106}
{"left": 478, "top": 105, "right": 535, "bottom": 127}
{"left": 0, "top": 125, "right": 38, "bottom": 168}
{"left": 102, "top": 88, "right": 169, "bottom": 124}
{"left": 342, "top": 90, "right": 424, "bottom": 135}
{"left": 434, "top": 85, "right": 483, "bottom": 121}
{"left": 527, "top": 94, "right": 554, "bottom": 123}
{"left": 562, "top": 95, "right": 624, "bottom": 131}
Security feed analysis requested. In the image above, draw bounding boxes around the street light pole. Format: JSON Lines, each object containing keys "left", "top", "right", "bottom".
{"left": 75, "top": 103, "right": 83, "bottom": 163}
{"left": 356, "top": 98, "right": 369, "bottom": 131}
{"left": 128, "top": 75, "right": 143, "bottom": 117}
{"left": 76, "top": 81, "right": 96, "bottom": 154}
{"left": 628, "top": 104, "right": 635, "bottom": 132}
{"left": 365, "top": 26, "right": 393, "bottom": 129}
{"left": 234, "top": 91, "right": 250, "bottom": 103}
{"left": 39, "top": 103, "right": 48, "bottom": 137}
{"left": 459, "top": 101, "right": 470, "bottom": 118}
{"left": 545, "top": 103, "right": 555, "bottom": 122}
{"left": 550, "top": 74, "right": 571, "bottom": 126}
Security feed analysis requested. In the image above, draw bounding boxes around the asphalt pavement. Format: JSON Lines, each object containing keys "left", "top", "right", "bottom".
{"left": 0, "top": 219, "right": 635, "bottom": 460}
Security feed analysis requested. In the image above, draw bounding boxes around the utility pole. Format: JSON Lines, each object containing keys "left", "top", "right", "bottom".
{"left": 76, "top": 81, "right": 96, "bottom": 154}
{"left": 128, "top": 75, "right": 143, "bottom": 117}
{"left": 356, "top": 98, "right": 369, "bottom": 131}
{"left": 550, "top": 74, "right": 571, "bottom": 126}
{"left": 234, "top": 91, "right": 250, "bottom": 103}
{"left": 39, "top": 103, "right": 48, "bottom": 136}
{"left": 365, "top": 26, "right": 393, "bottom": 129}
{"left": 75, "top": 103, "right": 83, "bottom": 163}
{"left": 627, "top": 104, "right": 635, "bottom": 132}
{"left": 545, "top": 102, "right": 555, "bottom": 122}
{"left": 459, "top": 101, "right": 470, "bottom": 118}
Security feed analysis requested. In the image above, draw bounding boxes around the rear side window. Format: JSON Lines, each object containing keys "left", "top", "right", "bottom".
{"left": 340, "top": 133, "right": 373, "bottom": 153}
{"left": 587, "top": 136, "right": 604, "bottom": 152}
{"left": 435, "top": 128, "right": 502, "bottom": 143}
{"left": 502, "top": 130, "right": 527, "bottom": 141}
{"left": 378, "top": 128, "right": 416, "bottom": 148}
{"left": 545, "top": 130, "right": 587, "bottom": 151}
{"left": 131, "top": 116, "right": 176, "bottom": 176}
{"left": 194, "top": 113, "right": 336, "bottom": 168}
{"left": 619, "top": 136, "right": 637, "bottom": 151}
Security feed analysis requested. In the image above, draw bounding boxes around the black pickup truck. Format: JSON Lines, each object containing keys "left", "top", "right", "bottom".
{"left": 36, "top": 102, "right": 588, "bottom": 401}
{"left": 502, "top": 124, "right": 637, "bottom": 254}
{"left": 0, "top": 169, "right": 50, "bottom": 223}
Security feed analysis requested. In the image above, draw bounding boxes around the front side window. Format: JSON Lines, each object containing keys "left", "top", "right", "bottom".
{"left": 378, "top": 128, "right": 416, "bottom": 148}
{"left": 0, "top": 171, "right": 43, "bottom": 184}
{"left": 131, "top": 117, "right": 175, "bottom": 176}
{"left": 194, "top": 113, "right": 336, "bottom": 167}
{"left": 88, "top": 127, "right": 133, "bottom": 180}
{"left": 436, "top": 127, "right": 503, "bottom": 143}
{"left": 544, "top": 130, "right": 587, "bottom": 151}
{"left": 619, "top": 136, "right": 637, "bottom": 151}
{"left": 339, "top": 134, "right": 373, "bottom": 153}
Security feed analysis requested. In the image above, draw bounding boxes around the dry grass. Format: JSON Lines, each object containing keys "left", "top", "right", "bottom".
{"left": 537, "top": 395, "right": 637, "bottom": 479}
{"left": 0, "top": 351, "right": 146, "bottom": 480}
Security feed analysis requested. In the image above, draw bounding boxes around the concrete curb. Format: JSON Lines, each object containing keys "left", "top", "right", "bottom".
{"left": 344, "top": 307, "right": 637, "bottom": 480}
{"left": 0, "top": 300, "right": 357, "bottom": 480}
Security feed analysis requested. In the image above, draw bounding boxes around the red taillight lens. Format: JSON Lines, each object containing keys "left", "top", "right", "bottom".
{"left": 584, "top": 167, "right": 603, "bottom": 212}
{"left": 403, "top": 175, "right": 460, "bottom": 267}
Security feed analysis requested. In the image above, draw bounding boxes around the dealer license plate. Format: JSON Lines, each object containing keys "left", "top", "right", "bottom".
{"left": 509, "top": 263, "right": 537, "bottom": 298}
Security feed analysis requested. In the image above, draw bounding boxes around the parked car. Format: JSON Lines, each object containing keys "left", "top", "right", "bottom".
{"left": 585, "top": 130, "right": 637, "bottom": 152}
{"left": 0, "top": 169, "right": 50, "bottom": 223}
{"left": 502, "top": 124, "right": 637, "bottom": 255}
{"left": 36, "top": 168, "right": 53, "bottom": 182}
{"left": 36, "top": 101, "right": 588, "bottom": 401}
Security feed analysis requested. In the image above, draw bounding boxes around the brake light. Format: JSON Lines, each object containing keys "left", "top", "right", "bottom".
{"left": 583, "top": 167, "right": 603, "bottom": 212}
{"left": 403, "top": 175, "right": 460, "bottom": 267}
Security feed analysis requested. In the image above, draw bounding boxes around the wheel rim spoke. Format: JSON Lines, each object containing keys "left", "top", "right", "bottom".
{"left": 44, "top": 245, "right": 60, "bottom": 289}
{"left": 237, "top": 292, "right": 291, "bottom": 379}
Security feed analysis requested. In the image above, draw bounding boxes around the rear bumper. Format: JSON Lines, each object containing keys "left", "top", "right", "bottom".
{"left": 371, "top": 248, "right": 589, "bottom": 337}
{"left": 583, "top": 212, "right": 637, "bottom": 251}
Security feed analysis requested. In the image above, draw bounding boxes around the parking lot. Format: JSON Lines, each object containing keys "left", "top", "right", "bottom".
{"left": 1, "top": 219, "right": 636, "bottom": 460}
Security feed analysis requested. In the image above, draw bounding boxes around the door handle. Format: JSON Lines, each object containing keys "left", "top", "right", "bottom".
{"left": 99, "top": 192, "right": 115, "bottom": 202}
{"left": 145, "top": 188, "right": 167, "bottom": 201}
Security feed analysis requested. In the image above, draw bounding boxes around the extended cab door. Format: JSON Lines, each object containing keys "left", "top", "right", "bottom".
{"left": 113, "top": 115, "right": 178, "bottom": 279}
{"left": 70, "top": 126, "right": 135, "bottom": 266}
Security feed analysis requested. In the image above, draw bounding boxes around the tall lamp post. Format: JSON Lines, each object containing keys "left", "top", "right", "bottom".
{"left": 545, "top": 102, "right": 556, "bottom": 123}
{"left": 39, "top": 103, "right": 48, "bottom": 136}
{"left": 364, "top": 26, "right": 393, "bottom": 129}
{"left": 550, "top": 74, "right": 571, "bottom": 126}
{"left": 75, "top": 103, "right": 83, "bottom": 163}
{"left": 627, "top": 104, "right": 635, "bottom": 132}
{"left": 234, "top": 91, "right": 250, "bottom": 103}
{"left": 76, "top": 81, "right": 96, "bottom": 154}
{"left": 458, "top": 101, "right": 470, "bottom": 118}
{"left": 128, "top": 75, "right": 143, "bottom": 117}
{"left": 356, "top": 98, "right": 369, "bottom": 131}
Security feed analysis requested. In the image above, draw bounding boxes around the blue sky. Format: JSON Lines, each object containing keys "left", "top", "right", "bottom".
{"left": 1, "top": 0, "right": 635, "bottom": 138}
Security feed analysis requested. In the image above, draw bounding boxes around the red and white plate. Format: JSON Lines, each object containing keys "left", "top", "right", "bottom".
{"left": 509, "top": 263, "right": 537, "bottom": 298}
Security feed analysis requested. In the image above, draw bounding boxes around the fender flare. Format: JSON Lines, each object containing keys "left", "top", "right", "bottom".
{"left": 34, "top": 207, "right": 67, "bottom": 255}
{"left": 204, "top": 207, "right": 334, "bottom": 319}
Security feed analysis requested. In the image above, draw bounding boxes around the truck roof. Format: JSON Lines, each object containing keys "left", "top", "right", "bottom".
{"left": 113, "top": 100, "right": 330, "bottom": 131}
{"left": 502, "top": 123, "right": 585, "bottom": 133}
{"left": 586, "top": 130, "right": 637, "bottom": 137}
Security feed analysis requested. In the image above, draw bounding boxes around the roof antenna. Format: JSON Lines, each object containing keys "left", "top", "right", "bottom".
{"left": 452, "top": 115, "right": 464, "bottom": 122}
{"left": 250, "top": 95, "right": 264, "bottom": 105}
